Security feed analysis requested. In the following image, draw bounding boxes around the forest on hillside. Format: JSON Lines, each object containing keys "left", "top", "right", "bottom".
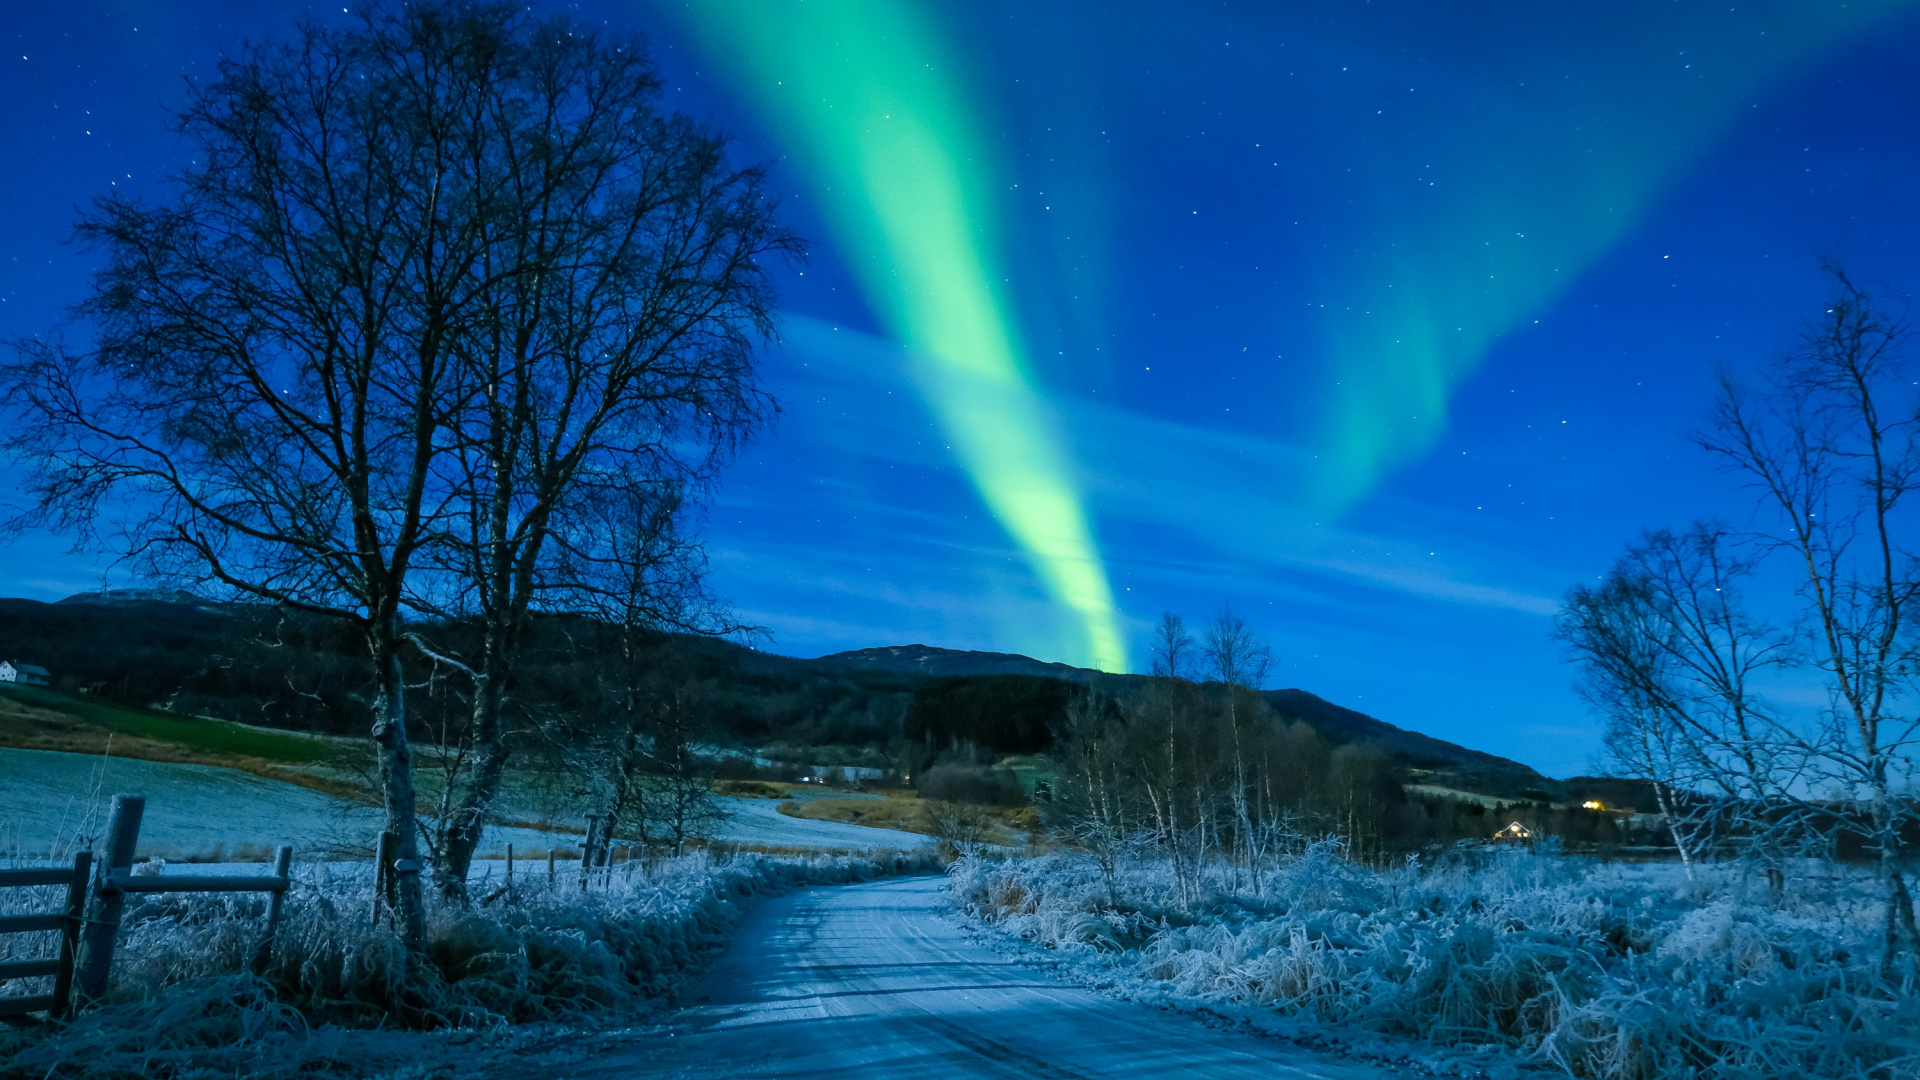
{"left": 3, "top": 592, "right": 1650, "bottom": 861}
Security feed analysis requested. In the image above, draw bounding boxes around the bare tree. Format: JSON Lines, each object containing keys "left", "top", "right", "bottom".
{"left": 1557, "top": 525, "right": 1791, "bottom": 879}
{"left": 1569, "top": 269, "right": 1920, "bottom": 970}
{"left": 1203, "top": 605, "right": 1273, "bottom": 692}
{"left": 0, "top": 4, "right": 550, "bottom": 948}
{"left": 629, "top": 684, "right": 725, "bottom": 856}
{"left": 1149, "top": 612, "right": 1192, "bottom": 679}
{"left": 394, "top": 9, "right": 790, "bottom": 896}
{"left": 1203, "top": 605, "right": 1273, "bottom": 886}
{"left": 551, "top": 483, "right": 738, "bottom": 865}
{"left": 1701, "top": 267, "right": 1920, "bottom": 969}
{"left": 1114, "top": 678, "right": 1231, "bottom": 909}
{"left": 922, "top": 800, "right": 995, "bottom": 861}
{"left": 1045, "top": 688, "right": 1133, "bottom": 904}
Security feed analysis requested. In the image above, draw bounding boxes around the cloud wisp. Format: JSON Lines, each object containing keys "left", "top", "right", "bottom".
{"left": 762, "top": 317, "right": 1565, "bottom": 635}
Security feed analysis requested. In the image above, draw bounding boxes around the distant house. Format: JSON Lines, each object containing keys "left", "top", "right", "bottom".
{"left": 0, "top": 660, "right": 51, "bottom": 686}
{"left": 1492, "top": 821, "right": 1533, "bottom": 844}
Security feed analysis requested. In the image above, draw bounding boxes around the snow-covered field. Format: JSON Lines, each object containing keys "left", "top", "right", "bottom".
{"left": 949, "top": 848, "right": 1919, "bottom": 1080}
{"left": 0, "top": 748, "right": 930, "bottom": 862}
{"left": 0, "top": 747, "right": 559, "bottom": 860}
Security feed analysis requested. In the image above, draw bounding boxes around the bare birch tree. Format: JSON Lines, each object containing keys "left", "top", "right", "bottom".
{"left": 1557, "top": 525, "right": 1790, "bottom": 879}
{"left": 1567, "top": 269, "right": 1920, "bottom": 970}
{"left": 1203, "top": 605, "right": 1272, "bottom": 886}
{"left": 0, "top": 4, "right": 539, "bottom": 949}
{"left": 549, "top": 481, "right": 739, "bottom": 865}
{"left": 393, "top": 6, "right": 790, "bottom": 896}
{"left": 1701, "top": 267, "right": 1920, "bottom": 970}
{"left": 1150, "top": 612, "right": 1192, "bottom": 679}
{"left": 1045, "top": 688, "right": 1133, "bottom": 904}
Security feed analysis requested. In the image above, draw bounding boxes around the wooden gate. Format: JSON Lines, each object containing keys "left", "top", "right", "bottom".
{"left": 3, "top": 794, "right": 295, "bottom": 1021}
{"left": 73, "top": 794, "right": 295, "bottom": 1005}
{"left": 0, "top": 850, "right": 91, "bottom": 1022}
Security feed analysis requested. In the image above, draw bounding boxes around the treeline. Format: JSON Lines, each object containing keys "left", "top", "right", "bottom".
{"left": 0, "top": 597, "right": 373, "bottom": 733}
{"left": 1044, "top": 678, "right": 1622, "bottom": 896}
{"left": 0, "top": 595, "right": 918, "bottom": 749}
{"left": 3, "top": 595, "right": 1618, "bottom": 858}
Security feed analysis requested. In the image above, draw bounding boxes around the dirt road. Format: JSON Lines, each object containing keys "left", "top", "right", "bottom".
{"left": 553, "top": 875, "right": 1381, "bottom": 1079}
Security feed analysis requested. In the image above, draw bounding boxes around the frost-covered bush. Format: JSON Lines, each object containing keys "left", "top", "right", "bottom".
{"left": 950, "top": 848, "right": 1920, "bottom": 1080}
{"left": 2, "top": 847, "right": 936, "bottom": 1078}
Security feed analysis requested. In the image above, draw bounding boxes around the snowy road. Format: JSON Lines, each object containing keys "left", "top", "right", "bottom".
{"left": 708, "top": 795, "right": 935, "bottom": 850}
{"left": 544, "top": 876, "right": 1381, "bottom": 1080}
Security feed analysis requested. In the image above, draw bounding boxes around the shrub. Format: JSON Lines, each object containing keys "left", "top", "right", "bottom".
{"left": 916, "top": 763, "right": 1027, "bottom": 806}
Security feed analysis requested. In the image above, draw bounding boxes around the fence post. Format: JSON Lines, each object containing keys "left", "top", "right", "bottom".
{"left": 372, "top": 831, "right": 396, "bottom": 927}
{"left": 581, "top": 815, "right": 602, "bottom": 881}
{"left": 547, "top": 848, "right": 556, "bottom": 889}
{"left": 73, "top": 794, "right": 144, "bottom": 1009}
{"left": 49, "top": 848, "right": 91, "bottom": 1019}
{"left": 251, "top": 845, "right": 293, "bottom": 975}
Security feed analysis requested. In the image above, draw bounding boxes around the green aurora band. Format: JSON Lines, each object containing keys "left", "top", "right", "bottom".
{"left": 670, "top": 0, "right": 1920, "bottom": 668}
{"left": 673, "top": 0, "right": 1126, "bottom": 670}
{"left": 1299, "top": 0, "right": 1920, "bottom": 508}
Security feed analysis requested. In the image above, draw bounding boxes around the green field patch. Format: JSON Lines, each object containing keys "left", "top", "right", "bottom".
{"left": 0, "top": 682, "right": 332, "bottom": 763}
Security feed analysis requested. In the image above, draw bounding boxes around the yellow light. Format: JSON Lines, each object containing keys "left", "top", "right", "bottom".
{"left": 1582, "top": 800, "right": 1604, "bottom": 811}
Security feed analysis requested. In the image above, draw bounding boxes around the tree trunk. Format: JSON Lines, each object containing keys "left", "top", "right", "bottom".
{"left": 1878, "top": 796, "right": 1919, "bottom": 977}
{"left": 1886, "top": 867, "right": 1919, "bottom": 973}
{"left": 439, "top": 673, "right": 509, "bottom": 900}
{"left": 369, "top": 618, "right": 427, "bottom": 949}
{"left": 439, "top": 626, "right": 512, "bottom": 900}
{"left": 593, "top": 727, "right": 641, "bottom": 865}
{"left": 1652, "top": 782, "right": 1695, "bottom": 883}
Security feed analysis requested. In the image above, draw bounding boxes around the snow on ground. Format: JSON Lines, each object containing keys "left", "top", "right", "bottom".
{"left": 709, "top": 794, "right": 934, "bottom": 850}
{"left": 529, "top": 876, "right": 1388, "bottom": 1080}
{"left": 1, "top": 746, "right": 382, "bottom": 860}
{"left": 0, "top": 747, "right": 561, "bottom": 860}
{"left": 949, "top": 848, "right": 1919, "bottom": 1080}
{"left": 0, "top": 748, "right": 929, "bottom": 862}
{"left": 2, "top": 848, "right": 941, "bottom": 1080}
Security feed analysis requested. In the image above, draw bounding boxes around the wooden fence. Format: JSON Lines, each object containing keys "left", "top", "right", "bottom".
{"left": 0, "top": 851, "right": 90, "bottom": 1021}
{"left": 0, "top": 794, "right": 292, "bottom": 1025}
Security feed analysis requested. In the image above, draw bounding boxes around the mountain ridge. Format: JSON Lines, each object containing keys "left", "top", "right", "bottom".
{"left": 1, "top": 595, "right": 1557, "bottom": 798}
{"left": 806, "top": 641, "right": 1553, "bottom": 796}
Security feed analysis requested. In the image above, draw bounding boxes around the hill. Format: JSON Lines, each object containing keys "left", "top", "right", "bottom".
{"left": 805, "top": 641, "right": 1552, "bottom": 796}
{"left": 0, "top": 592, "right": 1557, "bottom": 799}
{"left": 813, "top": 643, "right": 1095, "bottom": 681}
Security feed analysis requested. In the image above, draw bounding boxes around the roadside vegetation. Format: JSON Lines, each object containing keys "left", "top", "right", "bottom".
{"left": 959, "top": 275, "right": 1920, "bottom": 1080}
{"left": 1, "top": 847, "right": 937, "bottom": 1080}
{"left": 952, "top": 848, "right": 1914, "bottom": 1080}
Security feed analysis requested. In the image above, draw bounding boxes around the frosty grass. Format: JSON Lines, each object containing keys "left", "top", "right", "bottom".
{"left": 949, "top": 845, "right": 1920, "bottom": 1080}
{"left": 0, "top": 847, "right": 936, "bottom": 1079}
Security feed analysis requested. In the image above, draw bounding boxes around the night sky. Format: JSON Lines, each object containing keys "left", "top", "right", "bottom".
{"left": 3, "top": 1, "right": 1919, "bottom": 777}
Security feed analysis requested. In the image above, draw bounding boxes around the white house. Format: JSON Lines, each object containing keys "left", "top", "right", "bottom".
{"left": 0, "top": 661, "right": 51, "bottom": 686}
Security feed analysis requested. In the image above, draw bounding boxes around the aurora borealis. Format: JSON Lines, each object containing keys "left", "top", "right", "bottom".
{"left": 4, "top": 2, "right": 1920, "bottom": 773}
{"left": 660, "top": 0, "right": 1917, "bottom": 679}
{"left": 1294, "top": 1, "right": 1915, "bottom": 507}
{"left": 673, "top": 0, "right": 1127, "bottom": 671}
